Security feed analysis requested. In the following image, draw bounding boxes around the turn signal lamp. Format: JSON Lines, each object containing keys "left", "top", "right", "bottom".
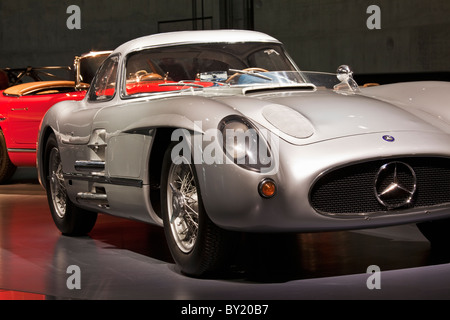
{"left": 259, "top": 179, "right": 277, "bottom": 198}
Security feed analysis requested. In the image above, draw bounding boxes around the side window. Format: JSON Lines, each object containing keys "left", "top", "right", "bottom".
{"left": 88, "top": 55, "right": 119, "bottom": 102}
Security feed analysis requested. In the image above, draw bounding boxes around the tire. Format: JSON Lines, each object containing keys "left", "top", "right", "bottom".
{"left": 161, "top": 142, "right": 235, "bottom": 277}
{"left": 0, "top": 129, "right": 17, "bottom": 184}
{"left": 45, "top": 134, "right": 97, "bottom": 236}
{"left": 417, "top": 218, "right": 450, "bottom": 247}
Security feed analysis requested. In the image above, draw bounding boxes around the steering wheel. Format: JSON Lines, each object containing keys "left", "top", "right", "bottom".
{"left": 134, "top": 70, "right": 164, "bottom": 82}
{"left": 226, "top": 67, "right": 269, "bottom": 84}
{"left": 242, "top": 67, "right": 269, "bottom": 73}
{"left": 134, "top": 70, "right": 147, "bottom": 78}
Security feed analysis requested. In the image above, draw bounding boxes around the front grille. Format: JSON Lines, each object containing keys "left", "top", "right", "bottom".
{"left": 309, "top": 157, "right": 450, "bottom": 215}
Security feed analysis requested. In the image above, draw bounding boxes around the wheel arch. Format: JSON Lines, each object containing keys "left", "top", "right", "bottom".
{"left": 0, "top": 124, "right": 11, "bottom": 148}
{"left": 148, "top": 126, "right": 204, "bottom": 220}
{"left": 37, "top": 125, "right": 57, "bottom": 189}
{"left": 148, "top": 127, "right": 179, "bottom": 220}
{"left": 0, "top": 126, "right": 17, "bottom": 183}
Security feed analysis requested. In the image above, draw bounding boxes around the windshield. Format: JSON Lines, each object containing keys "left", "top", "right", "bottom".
{"left": 122, "top": 43, "right": 358, "bottom": 97}
{"left": 123, "top": 42, "right": 300, "bottom": 96}
{"left": 77, "top": 53, "right": 111, "bottom": 85}
{"left": 301, "top": 71, "right": 347, "bottom": 89}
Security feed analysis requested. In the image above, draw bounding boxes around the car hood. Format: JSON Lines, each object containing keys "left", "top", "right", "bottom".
{"left": 214, "top": 90, "right": 443, "bottom": 145}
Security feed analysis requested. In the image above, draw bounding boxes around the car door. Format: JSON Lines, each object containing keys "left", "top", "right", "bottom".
{"left": 58, "top": 55, "right": 119, "bottom": 167}
{"left": 6, "top": 94, "right": 58, "bottom": 147}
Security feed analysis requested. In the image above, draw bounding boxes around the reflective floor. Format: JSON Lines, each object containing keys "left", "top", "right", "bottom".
{"left": 1, "top": 168, "right": 450, "bottom": 300}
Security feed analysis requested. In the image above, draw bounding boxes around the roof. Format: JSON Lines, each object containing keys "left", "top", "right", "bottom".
{"left": 113, "top": 29, "right": 281, "bottom": 55}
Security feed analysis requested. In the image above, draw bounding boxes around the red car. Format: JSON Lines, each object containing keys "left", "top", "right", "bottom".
{"left": 0, "top": 51, "right": 111, "bottom": 183}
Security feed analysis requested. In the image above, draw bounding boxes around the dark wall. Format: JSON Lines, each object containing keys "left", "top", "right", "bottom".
{"left": 254, "top": 0, "right": 450, "bottom": 78}
{"left": 1, "top": 0, "right": 449, "bottom": 83}
{"left": 1, "top": 0, "right": 223, "bottom": 68}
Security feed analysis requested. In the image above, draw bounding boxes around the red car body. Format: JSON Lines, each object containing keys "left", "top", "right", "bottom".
{"left": 0, "top": 52, "right": 111, "bottom": 183}
{"left": 0, "top": 82, "right": 86, "bottom": 167}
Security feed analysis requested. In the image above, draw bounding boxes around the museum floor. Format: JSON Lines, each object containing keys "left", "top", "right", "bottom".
{"left": 1, "top": 168, "right": 450, "bottom": 300}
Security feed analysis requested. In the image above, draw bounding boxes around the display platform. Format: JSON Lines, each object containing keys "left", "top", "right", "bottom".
{"left": 1, "top": 168, "right": 450, "bottom": 300}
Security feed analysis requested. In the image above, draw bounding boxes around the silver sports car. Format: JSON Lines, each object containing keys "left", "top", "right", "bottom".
{"left": 37, "top": 30, "right": 450, "bottom": 277}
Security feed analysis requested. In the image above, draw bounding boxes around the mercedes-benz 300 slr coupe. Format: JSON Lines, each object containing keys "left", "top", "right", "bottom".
{"left": 0, "top": 51, "right": 111, "bottom": 183}
{"left": 37, "top": 30, "right": 450, "bottom": 277}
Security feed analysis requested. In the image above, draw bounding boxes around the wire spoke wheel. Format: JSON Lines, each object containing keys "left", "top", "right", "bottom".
{"left": 166, "top": 159, "right": 199, "bottom": 253}
{"left": 161, "top": 142, "right": 237, "bottom": 277}
{"left": 49, "top": 147, "right": 67, "bottom": 218}
{"left": 44, "top": 134, "right": 97, "bottom": 236}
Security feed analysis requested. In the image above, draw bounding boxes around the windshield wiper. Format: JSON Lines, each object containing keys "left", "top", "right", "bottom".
{"left": 228, "top": 69, "right": 273, "bottom": 81}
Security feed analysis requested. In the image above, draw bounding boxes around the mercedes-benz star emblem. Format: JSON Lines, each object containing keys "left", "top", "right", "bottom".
{"left": 382, "top": 135, "right": 395, "bottom": 142}
{"left": 374, "top": 161, "right": 417, "bottom": 209}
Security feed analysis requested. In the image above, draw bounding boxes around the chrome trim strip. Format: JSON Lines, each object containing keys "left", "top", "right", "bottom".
{"left": 64, "top": 172, "right": 143, "bottom": 188}
{"left": 75, "top": 160, "right": 105, "bottom": 171}
{"left": 7, "top": 148, "right": 36, "bottom": 153}
{"left": 76, "top": 192, "right": 108, "bottom": 201}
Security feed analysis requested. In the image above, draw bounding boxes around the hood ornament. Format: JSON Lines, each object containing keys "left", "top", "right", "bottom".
{"left": 334, "top": 65, "right": 359, "bottom": 93}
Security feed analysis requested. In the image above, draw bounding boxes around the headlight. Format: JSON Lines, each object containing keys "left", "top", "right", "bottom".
{"left": 219, "top": 116, "right": 272, "bottom": 172}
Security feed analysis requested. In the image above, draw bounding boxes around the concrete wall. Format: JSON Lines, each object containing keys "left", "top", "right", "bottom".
{"left": 0, "top": 0, "right": 223, "bottom": 68}
{"left": 1, "top": 0, "right": 449, "bottom": 77}
{"left": 1, "top": 0, "right": 149, "bottom": 67}
{"left": 254, "top": 0, "right": 450, "bottom": 74}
